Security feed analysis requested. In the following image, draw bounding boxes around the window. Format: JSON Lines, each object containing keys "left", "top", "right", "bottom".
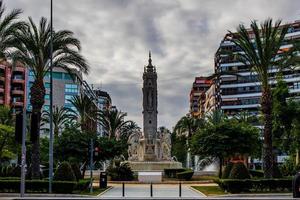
{"left": 45, "top": 82, "right": 51, "bottom": 89}
{"left": 65, "top": 84, "right": 78, "bottom": 93}
{"left": 29, "top": 70, "right": 35, "bottom": 77}
{"left": 28, "top": 82, "right": 33, "bottom": 88}
{"left": 45, "top": 94, "right": 50, "bottom": 100}
{"left": 53, "top": 72, "right": 63, "bottom": 79}
{"left": 43, "top": 105, "right": 50, "bottom": 111}
{"left": 64, "top": 73, "right": 73, "bottom": 80}
{"left": 65, "top": 94, "right": 74, "bottom": 104}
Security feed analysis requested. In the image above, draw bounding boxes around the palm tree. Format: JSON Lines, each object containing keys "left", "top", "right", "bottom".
{"left": 42, "top": 106, "right": 76, "bottom": 138}
{"left": 0, "top": 1, "right": 26, "bottom": 61}
{"left": 0, "top": 105, "right": 13, "bottom": 125}
{"left": 119, "top": 121, "right": 140, "bottom": 140}
{"left": 229, "top": 19, "right": 299, "bottom": 177}
{"left": 174, "top": 114, "right": 204, "bottom": 168}
{"left": 12, "top": 17, "right": 89, "bottom": 179}
{"left": 174, "top": 114, "right": 203, "bottom": 139}
{"left": 69, "top": 94, "right": 97, "bottom": 133}
{"left": 206, "top": 110, "right": 226, "bottom": 126}
{"left": 98, "top": 109, "right": 131, "bottom": 140}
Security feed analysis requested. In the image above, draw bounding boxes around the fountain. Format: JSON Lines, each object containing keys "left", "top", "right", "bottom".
{"left": 126, "top": 52, "right": 182, "bottom": 171}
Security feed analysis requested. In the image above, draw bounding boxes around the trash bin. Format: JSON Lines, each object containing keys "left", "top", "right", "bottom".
{"left": 100, "top": 172, "right": 107, "bottom": 189}
{"left": 293, "top": 172, "right": 300, "bottom": 198}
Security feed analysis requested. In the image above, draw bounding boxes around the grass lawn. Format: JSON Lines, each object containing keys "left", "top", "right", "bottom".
{"left": 191, "top": 175, "right": 218, "bottom": 181}
{"left": 78, "top": 187, "right": 111, "bottom": 196}
{"left": 192, "top": 186, "right": 227, "bottom": 196}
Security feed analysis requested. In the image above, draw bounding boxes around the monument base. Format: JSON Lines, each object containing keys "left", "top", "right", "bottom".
{"left": 126, "top": 161, "right": 182, "bottom": 171}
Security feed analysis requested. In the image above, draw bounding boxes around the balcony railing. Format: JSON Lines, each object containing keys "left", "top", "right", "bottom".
{"left": 12, "top": 89, "right": 24, "bottom": 95}
{"left": 12, "top": 102, "right": 23, "bottom": 107}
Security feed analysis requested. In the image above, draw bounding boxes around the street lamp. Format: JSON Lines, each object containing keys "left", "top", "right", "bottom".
{"left": 48, "top": 0, "right": 54, "bottom": 193}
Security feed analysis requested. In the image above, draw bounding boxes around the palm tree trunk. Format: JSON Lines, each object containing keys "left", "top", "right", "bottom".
{"left": 30, "top": 79, "right": 45, "bottom": 179}
{"left": 218, "top": 156, "right": 223, "bottom": 178}
{"left": 54, "top": 126, "right": 59, "bottom": 138}
{"left": 261, "top": 87, "right": 273, "bottom": 178}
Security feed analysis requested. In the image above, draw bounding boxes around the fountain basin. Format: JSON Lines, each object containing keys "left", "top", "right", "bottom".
{"left": 126, "top": 161, "right": 182, "bottom": 171}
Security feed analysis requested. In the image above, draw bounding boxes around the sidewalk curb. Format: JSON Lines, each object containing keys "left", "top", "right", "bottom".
{"left": 97, "top": 186, "right": 113, "bottom": 197}
{"left": 188, "top": 185, "right": 207, "bottom": 197}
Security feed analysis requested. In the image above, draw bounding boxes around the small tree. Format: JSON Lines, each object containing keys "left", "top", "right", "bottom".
{"left": 191, "top": 119, "right": 259, "bottom": 178}
{"left": 53, "top": 161, "right": 76, "bottom": 181}
{"left": 229, "top": 162, "right": 251, "bottom": 179}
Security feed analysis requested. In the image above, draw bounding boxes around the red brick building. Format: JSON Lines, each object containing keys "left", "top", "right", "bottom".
{"left": 0, "top": 63, "right": 27, "bottom": 111}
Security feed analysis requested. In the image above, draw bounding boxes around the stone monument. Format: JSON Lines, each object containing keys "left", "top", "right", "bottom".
{"left": 127, "top": 52, "right": 182, "bottom": 171}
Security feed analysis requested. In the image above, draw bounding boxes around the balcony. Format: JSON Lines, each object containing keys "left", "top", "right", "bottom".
{"left": 14, "top": 66, "right": 25, "bottom": 72}
{"left": 12, "top": 89, "right": 24, "bottom": 95}
{"left": 12, "top": 78, "right": 25, "bottom": 84}
{"left": 12, "top": 101, "right": 24, "bottom": 107}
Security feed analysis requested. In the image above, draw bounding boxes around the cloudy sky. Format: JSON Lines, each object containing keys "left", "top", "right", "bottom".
{"left": 6, "top": 0, "right": 300, "bottom": 129}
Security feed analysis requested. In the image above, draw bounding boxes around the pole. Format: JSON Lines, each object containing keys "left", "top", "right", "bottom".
{"left": 48, "top": 0, "right": 54, "bottom": 193}
{"left": 20, "top": 109, "right": 27, "bottom": 197}
{"left": 179, "top": 182, "right": 182, "bottom": 197}
{"left": 90, "top": 139, "right": 93, "bottom": 193}
{"left": 150, "top": 182, "right": 153, "bottom": 197}
{"left": 122, "top": 182, "right": 125, "bottom": 197}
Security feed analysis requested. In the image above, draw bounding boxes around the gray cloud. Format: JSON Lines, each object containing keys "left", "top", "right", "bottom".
{"left": 5, "top": 0, "right": 300, "bottom": 129}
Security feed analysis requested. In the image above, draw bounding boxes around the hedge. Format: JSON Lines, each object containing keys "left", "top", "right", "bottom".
{"left": 176, "top": 170, "right": 194, "bottom": 181}
{"left": 164, "top": 168, "right": 187, "bottom": 178}
{"left": 0, "top": 180, "right": 84, "bottom": 193}
{"left": 215, "top": 178, "right": 292, "bottom": 193}
{"left": 249, "top": 170, "right": 264, "bottom": 178}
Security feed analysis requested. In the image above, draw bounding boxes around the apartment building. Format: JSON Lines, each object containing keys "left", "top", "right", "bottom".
{"left": 93, "top": 89, "right": 112, "bottom": 136}
{"left": 26, "top": 68, "right": 82, "bottom": 112}
{"left": 0, "top": 63, "right": 27, "bottom": 112}
{"left": 189, "top": 77, "right": 212, "bottom": 118}
{"left": 214, "top": 20, "right": 300, "bottom": 116}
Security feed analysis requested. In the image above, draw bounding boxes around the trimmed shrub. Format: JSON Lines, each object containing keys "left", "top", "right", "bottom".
{"left": 107, "top": 162, "right": 134, "bottom": 181}
{"left": 176, "top": 170, "right": 194, "bottom": 180}
{"left": 164, "top": 168, "right": 186, "bottom": 178}
{"left": 215, "top": 178, "right": 292, "bottom": 193}
{"left": 273, "top": 164, "right": 283, "bottom": 178}
{"left": 222, "top": 162, "right": 233, "bottom": 179}
{"left": 0, "top": 180, "right": 77, "bottom": 193}
{"left": 53, "top": 162, "right": 76, "bottom": 182}
{"left": 229, "top": 162, "right": 250, "bottom": 179}
{"left": 249, "top": 169, "right": 264, "bottom": 178}
{"left": 75, "top": 179, "right": 90, "bottom": 191}
{"left": 71, "top": 163, "right": 82, "bottom": 181}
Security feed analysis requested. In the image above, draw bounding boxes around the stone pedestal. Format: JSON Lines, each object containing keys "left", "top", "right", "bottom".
{"left": 127, "top": 161, "right": 182, "bottom": 172}
{"left": 138, "top": 172, "right": 162, "bottom": 183}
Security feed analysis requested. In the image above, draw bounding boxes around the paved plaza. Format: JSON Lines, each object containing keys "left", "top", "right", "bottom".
{"left": 99, "top": 184, "right": 205, "bottom": 198}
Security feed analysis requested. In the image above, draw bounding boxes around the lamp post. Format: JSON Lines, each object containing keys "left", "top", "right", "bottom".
{"left": 20, "top": 108, "right": 27, "bottom": 197}
{"left": 48, "top": 0, "right": 54, "bottom": 193}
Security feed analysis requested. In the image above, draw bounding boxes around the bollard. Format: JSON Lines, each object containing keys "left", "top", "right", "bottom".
{"left": 150, "top": 182, "right": 153, "bottom": 197}
{"left": 179, "top": 182, "right": 182, "bottom": 197}
{"left": 293, "top": 172, "right": 300, "bottom": 198}
{"left": 122, "top": 182, "right": 125, "bottom": 197}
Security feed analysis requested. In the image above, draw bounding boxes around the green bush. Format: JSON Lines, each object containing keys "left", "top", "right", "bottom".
{"left": 273, "top": 164, "right": 283, "bottom": 178}
{"left": 164, "top": 168, "right": 186, "bottom": 178}
{"left": 229, "top": 162, "right": 250, "bottom": 179}
{"left": 74, "top": 179, "right": 90, "bottom": 191}
{"left": 107, "top": 162, "right": 134, "bottom": 181}
{"left": 0, "top": 180, "right": 77, "bottom": 193}
{"left": 222, "top": 162, "right": 233, "bottom": 179}
{"left": 71, "top": 163, "right": 82, "bottom": 181}
{"left": 53, "top": 162, "right": 76, "bottom": 182}
{"left": 249, "top": 169, "right": 264, "bottom": 178}
{"left": 215, "top": 178, "right": 292, "bottom": 193}
{"left": 176, "top": 170, "right": 194, "bottom": 180}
